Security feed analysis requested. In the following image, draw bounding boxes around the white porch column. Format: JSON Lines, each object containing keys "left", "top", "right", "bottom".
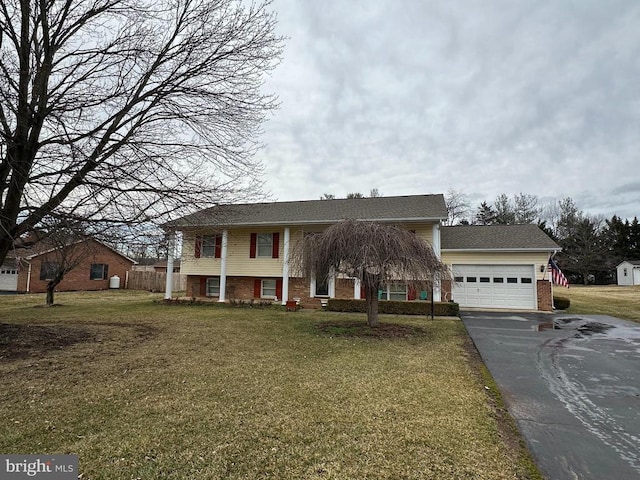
{"left": 218, "top": 229, "right": 228, "bottom": 302}
{"left": 164, "top": 231, "right": 176, "bottom": 300}
{"left": 281, "top": 227, "right": 290, "bottom": 305}
{"left": 432, "top": 223, "right": 442, "bottom": 302}
{"left": 354, "top": 278, "right": 361, "bottom": 299}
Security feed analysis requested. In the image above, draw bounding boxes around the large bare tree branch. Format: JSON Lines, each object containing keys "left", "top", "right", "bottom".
{"left": 0, "top": 0, "right": 283, "bottom": 263}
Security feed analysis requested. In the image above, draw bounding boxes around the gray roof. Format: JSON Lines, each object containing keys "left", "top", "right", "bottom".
{"left": 441, "top": 224, "right": 560, "bottom": 251}
{"left": 169, "top": 194, "right": 448, "bottom": 228}
{"left": 618, "top": 260, "right": 640, "bottom": 266}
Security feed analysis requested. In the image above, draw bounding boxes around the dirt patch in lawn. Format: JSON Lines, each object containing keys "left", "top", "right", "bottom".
{"left": 0, "top": 322, "right": 158, "bottom": 362}
{"left": 314, "top": 320, "right": 428, "bottom": 339}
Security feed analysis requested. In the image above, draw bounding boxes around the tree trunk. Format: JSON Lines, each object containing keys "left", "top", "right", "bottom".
{"left": 365, "top": 284, "right": 379, "bottom": 327}
{"left": 46, "top": 284, "right": 55, "bottom": 306}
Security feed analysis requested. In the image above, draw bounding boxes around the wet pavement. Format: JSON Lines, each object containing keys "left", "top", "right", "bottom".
{"left": 461, "top": 312, "right": 640, "bottom": 480}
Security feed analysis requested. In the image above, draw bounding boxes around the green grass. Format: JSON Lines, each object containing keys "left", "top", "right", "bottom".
{"left": 1, "top": 291, "right": 534, "bottom": 479}
{"left": 560, "top": 284, "right": 640, "bottom": 322}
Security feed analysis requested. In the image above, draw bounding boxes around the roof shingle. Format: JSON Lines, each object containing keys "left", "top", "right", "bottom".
{"left": 441, "top": 224, "right": 560, "bottom": 250}
{"left": 170, "top": 194, "right": 448, "bottom": 228}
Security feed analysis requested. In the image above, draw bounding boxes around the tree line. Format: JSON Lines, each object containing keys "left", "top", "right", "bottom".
{"left": 445, "top": 190, "right": 640, "bottom": 285}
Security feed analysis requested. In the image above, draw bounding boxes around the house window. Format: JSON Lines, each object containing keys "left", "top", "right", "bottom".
{"left": 90, "top": 263, "right": 109, "bottom": 280}
{"left": 380, "top": 283, "right": 407, "bottom": 301}
{"left": 206, "top": 277, "right": 220, "bottom": 296}
{"left": 262, "top": 279, "right": 277, "bottom": 298}
{"left": 40, "top": 262, "right": 60, "bottom": 281}
{"left": 624, "top": 268, "right": 628, "bottom": 277}
{"left": 257, "top": 234, "right": 273, "bottom": 257}
{"left": 202, "top": 235, "right": 219, "bottom": 257}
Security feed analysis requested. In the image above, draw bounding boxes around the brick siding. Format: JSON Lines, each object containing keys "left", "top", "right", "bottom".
{"left": 537, "top": 279, "right": 553, "bottom": 311}
{"left": 16, "top": 240, "right": 133, "bottom": 293}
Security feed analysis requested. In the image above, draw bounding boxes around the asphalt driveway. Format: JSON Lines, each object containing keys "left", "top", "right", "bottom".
{"left": 461, "top": 311, "right": 640, "bottom": 480}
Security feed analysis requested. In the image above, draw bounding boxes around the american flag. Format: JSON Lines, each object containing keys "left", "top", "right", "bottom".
{"left": 549, "top": 258, "right": 569, "bottom": 288}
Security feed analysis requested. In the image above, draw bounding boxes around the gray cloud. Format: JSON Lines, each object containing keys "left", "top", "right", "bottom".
{"left": 258, "top": 0, "right": 640, "bottom": 218}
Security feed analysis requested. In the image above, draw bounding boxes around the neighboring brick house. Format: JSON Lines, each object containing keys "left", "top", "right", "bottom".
{"left": 165, "top": 194, "right": 561, "bottom": 311}
{"left": 5, "top": 239, "right": 135, "bottom": 293}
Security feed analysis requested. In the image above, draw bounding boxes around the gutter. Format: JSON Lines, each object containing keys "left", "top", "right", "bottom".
{"left": 172, "top": 216, "right": 450, "bottom": 229}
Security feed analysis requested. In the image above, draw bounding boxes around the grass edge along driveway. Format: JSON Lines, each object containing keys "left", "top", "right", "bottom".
{"left": 1, "top": 291, "right": 539, "bottom": 479}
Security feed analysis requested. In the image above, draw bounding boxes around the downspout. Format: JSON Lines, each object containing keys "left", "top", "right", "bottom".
{"left": 26, "top": 261, "right": 32, "bottom": 292}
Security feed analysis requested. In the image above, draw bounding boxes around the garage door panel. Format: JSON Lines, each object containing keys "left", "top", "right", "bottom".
{"left": 452, "top": 264, "right": 536, "bottom": 310}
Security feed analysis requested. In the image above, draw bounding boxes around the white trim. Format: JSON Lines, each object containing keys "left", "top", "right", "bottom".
{"left": 281, "top": 228, "right": 290, "bottom": 305}
{"left": 164, "top": 232, "right": 175, "bottom": 300}
{"left": 310, "top": 272, "right": 335, "bottom": 298}
{"left": 218, "top": 230, "right": 228, "bottom": 302}
{"left": 432, "top": 223, "right": 441, "bottom": 259}
{"left": 354, "top": 278, "right": 361, "bottom": 299}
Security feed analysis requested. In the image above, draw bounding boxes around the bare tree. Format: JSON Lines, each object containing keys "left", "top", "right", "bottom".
{"left": 21, "top": 218, "right": 100, "bottom": 305}
{"left": 290, "top": 220, "right": 449, "bottom": 327}
{"left": 0, "top": 0, "right": 284, "bottom": 266}
{"left": 444, "top": 188, "right": 470, "bottom": 226}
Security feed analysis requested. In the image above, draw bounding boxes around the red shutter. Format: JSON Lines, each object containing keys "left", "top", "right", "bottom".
{"left": 214, "top": 234, "right": 222, "bottom": 258}
{"left": 360, "top": 285, "right": 366, "bottom": 299}
{"left": 275, "top": 278, "right": 283, "bottom": 300}
{"left": 194, "top": 236, "right": 202, "bottom": 258}
{"left": 408, "top": 285, "right": 417, "bottom": 301}
{"left": 250, "top": 233, "right": 257, "bottom": 258}
{"left": 254, "top": 279, "right": 261, "bottom": 298}
{"left": 200, "top": 277, "right": 207, "bottom": 296}
{"left": 272, "top": 232, "right": 279, "bottom": 258}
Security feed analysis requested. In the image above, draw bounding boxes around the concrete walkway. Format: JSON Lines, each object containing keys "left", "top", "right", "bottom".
{"left": 461, "top": 311, "right": 640, "bottom": 480}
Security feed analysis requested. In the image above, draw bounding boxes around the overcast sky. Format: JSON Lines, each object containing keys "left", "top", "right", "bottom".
{"left": 257, "top": 0, "right": 640, "bottom": 220}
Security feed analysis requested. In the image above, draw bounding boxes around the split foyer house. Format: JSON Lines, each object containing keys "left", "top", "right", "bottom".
{"left": 168, "top": 194, "right": 560, "bottom": 311}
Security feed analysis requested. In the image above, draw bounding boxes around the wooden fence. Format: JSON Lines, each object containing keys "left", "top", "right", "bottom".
{"left": 125, "top": 271, "right": 186, "bottom": 293}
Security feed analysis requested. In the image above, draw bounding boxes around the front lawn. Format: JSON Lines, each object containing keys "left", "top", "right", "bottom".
{"left": 559, "top": 284, "right": 640, "bottom": 322}
{"left": 1, "top": 291, "right": 534, "bottom": 479}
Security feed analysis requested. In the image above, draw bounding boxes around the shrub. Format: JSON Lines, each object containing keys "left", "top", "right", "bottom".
{"left": 327, "top": 299, "right": 459, "bottom": 317}
{"left": 553, "top": 296, "right": 571, "bottom": 310}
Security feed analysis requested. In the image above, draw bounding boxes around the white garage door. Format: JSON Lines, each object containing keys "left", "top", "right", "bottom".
{"left": 0, "top": 267, "right": 18, "bottom": 291}
{"left": 452, "top": 264, "right": 536, "bottom": 309}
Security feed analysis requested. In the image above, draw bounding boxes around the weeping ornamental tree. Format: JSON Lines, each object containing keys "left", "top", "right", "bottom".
{"left": 290, "top": 220, "right": 450, "bottom": 327}
{"left": 0, "top": 0, "right": 283, "bottom": 265}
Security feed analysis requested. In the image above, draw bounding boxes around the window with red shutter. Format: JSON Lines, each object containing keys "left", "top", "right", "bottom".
{"left": 272, "top": 232, "right": 279, "bottom": 258}
{"left": 194, "top": 236, "right": 202, "bottom": 258}
{"left": 214, "top": 234, "right": 222, "bottom": 258}
{"left": 250, "top": 233, "right": 257, "bottom": 258}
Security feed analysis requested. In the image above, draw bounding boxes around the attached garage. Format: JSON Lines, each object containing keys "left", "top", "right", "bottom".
{"left": 451, "top": 264, "right": 536, "bottom": 309}
{"left": 441, "top": 225, "right": 561, "bottom": 311}
{"left": 0, "top": 266, "right": 18, "bottom": 291}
